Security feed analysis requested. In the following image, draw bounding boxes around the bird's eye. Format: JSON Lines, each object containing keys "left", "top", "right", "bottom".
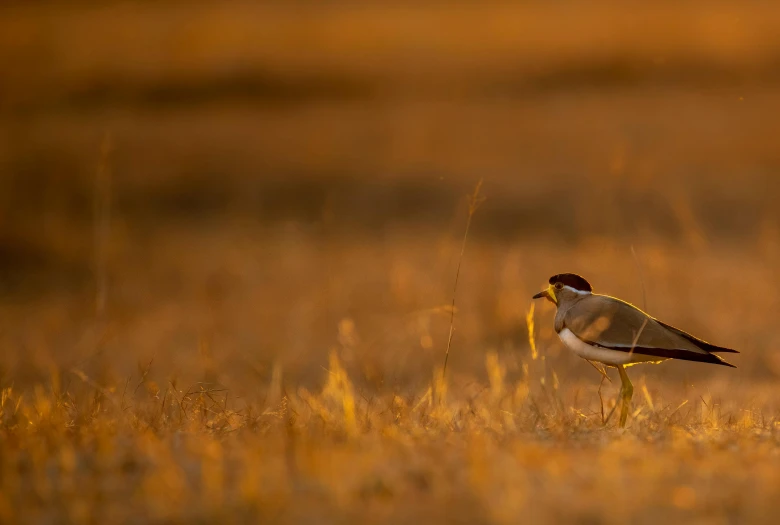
{"left": 554, "top": 282, "right": 563, "bottom": 290}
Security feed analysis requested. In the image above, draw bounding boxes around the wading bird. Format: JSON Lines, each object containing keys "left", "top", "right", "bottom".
{"left": 532, "top": 273, "right": 737, "bottom": 427}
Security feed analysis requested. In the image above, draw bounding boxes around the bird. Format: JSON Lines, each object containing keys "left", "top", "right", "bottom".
{"left": 532, "top": 273, "right": 738, "bottom": 427}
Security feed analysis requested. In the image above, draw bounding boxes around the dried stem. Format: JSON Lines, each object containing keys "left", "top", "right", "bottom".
{"left": 94, "top": 132, "right": 113, "bottom": 319}
{"left": 630, "top": 245, "right": 647, "bottom": 311}
{"left": 441, "top": 179, "right": 485, "bottom": 382}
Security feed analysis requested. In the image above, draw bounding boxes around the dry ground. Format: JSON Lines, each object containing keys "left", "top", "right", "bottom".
{"left": 1, "top": 232, "right": 778, "bottom": 524}
{"left": 2, "top": 2, "right": 780, "bottom": 524}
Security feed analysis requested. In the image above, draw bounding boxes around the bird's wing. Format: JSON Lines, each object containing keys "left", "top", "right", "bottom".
{"left": 563, "top": 295, "right": 735, "bottom": 367}
{"left": 654, "top": 319, "right": 739, "bottom": 353}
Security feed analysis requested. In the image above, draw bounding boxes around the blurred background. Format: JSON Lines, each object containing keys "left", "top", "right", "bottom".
{"left": 2, "top": 1, "right": 779, "bottom": 397}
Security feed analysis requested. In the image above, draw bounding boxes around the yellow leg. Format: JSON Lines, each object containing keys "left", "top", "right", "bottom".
{"left": 616, "top": 365, "right": 633, "bottom": 428}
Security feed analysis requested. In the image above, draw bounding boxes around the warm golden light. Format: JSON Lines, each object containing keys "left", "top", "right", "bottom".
{"left": 0, "top": 1, "right": 776, "bottom": 523}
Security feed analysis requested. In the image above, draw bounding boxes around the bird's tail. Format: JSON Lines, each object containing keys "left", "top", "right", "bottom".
{"left": 656, "top": 320, "right": 739, "bottom": 353}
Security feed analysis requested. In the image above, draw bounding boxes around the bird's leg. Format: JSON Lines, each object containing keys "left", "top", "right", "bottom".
{"left": 616, "top": 365, "right": 634, "bottom": 428}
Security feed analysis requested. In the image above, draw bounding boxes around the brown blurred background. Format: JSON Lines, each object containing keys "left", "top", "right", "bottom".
{"left": 1, "top": 1, "right": 779, "bottom": 396}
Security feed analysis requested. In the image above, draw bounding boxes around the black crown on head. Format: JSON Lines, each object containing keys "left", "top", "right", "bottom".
{"left": 549, "top": 273, "right": 592, "bottom": 292}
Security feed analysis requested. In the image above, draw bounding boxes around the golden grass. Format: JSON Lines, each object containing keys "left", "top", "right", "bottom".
{"left": 3, "top": 2, "right": 780, "bottom": 522}
{"left": 1, "top": 349, "right": 778, "bottom": 523}
{"left": 2, "top": 230, "right": 779, "bottom": 523}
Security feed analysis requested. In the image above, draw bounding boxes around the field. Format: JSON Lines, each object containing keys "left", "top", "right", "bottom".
{"left": 2, "top": 2, "right": 780, "bottom": 523}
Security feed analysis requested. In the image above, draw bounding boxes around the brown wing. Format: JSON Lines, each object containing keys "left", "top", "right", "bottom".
{"left": 654, "top": 319, "right": 739, "bottom": 353}
{"left": 564, "top": 295, "right": 736, "bottom": 367}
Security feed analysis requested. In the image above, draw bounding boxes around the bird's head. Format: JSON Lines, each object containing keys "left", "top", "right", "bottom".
{"left": 532, "top": 273, "right": 593, "bottom": 307}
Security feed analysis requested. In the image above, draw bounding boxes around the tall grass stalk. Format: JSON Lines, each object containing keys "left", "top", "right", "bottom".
{"left": 441, "top": 179, "right": 485, "bottom": 384}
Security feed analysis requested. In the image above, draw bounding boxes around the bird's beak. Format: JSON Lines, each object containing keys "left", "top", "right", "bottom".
{"left": 532, "top": 285, "right": 557, "bottom": 304}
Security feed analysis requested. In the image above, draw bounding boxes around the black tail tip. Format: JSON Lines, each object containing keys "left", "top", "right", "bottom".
{"left": 716, "top": 357, "right": 737, "bottom": 368}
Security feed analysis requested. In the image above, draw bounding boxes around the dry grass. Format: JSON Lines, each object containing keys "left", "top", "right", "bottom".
{"left": 1, "top": 348, "right": 779, "bottom": 523}
{"left": 2, "top": 231, "right": 779, "bottom": 523}
{"left": 3, "top": 2, "right": 780, "bottom": 523}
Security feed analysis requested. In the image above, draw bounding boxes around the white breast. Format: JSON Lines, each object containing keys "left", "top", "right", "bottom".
{"left": 557, "top": 328, "right": 662, "bottom": 366}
